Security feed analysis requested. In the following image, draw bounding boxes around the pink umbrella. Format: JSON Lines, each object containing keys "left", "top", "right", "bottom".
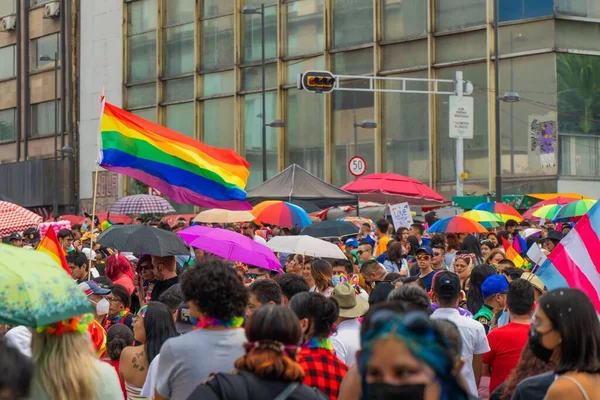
{"left": 341, "top": 173, "right": 447, "bottom": 205}
{"left": 177, "top": 225, "right": 281, "bottom": 271}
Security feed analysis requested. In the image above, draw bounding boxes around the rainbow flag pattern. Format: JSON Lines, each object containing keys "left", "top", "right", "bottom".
{"left": 99, "top": 102, "right": 251, "bottom": 210}
{"left": 37, "top": 226, "right": 71, "bottom": 276}
{"left": 502, "top": 238, "right": 526, "bottom": 268}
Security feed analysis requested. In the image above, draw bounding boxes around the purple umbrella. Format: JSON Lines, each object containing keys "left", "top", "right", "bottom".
{"left": 177, "top": 225, "right": 281, "bottom": 271}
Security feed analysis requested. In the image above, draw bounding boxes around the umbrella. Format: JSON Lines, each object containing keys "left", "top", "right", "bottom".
{"left": 341, "top": 173, "right": 447, "bottom": 205}
{"left": 552, "top": 199, "right": 597, "bottom": 222}
{"left": 177, "top": 225, "right": 280, "bottom": 271}
{"left": 0, "top": 244, "right": 93, "bottom": 327}
{"left": 252, "top": 201, "right": 312, "bottom": 228}
{"left": 473, "top": 202, "right": 523, "bottom": 222}
{"left": 193, "top": 209, "right": 255, "bottom": 223}
{"left": 338, "top": 216, "right": 375, "bottom": 230}
{"left": 0, "top": 201, "right": 43, "bottom": 237}
{"left": 426, "top": 216, "right": 488, "bottom": 234}
{"left": 460, "top": 210, "right": 504, "bottom": 228}
{"left": 522, "top": 196, "right": 580, "bottom": 220}
{"left": 110, "top": 194, "right": 176, "bottom": 215}
{"left": 532, "top": 204, "right": 563, "bottom": 220}
{"left": 520, "top": 228, "right": 542, "bottom": 238}
{"left": 96, "top": 225, "right": 189, "bottom": 256}
{"left": 301, "top": 220, "right": 359, "bottom": 238}
{"left": 288, "top": 200, "right": 320, "bottom": 213}
{"left": 267, "top": 235, "right": 347, "bottom": 259}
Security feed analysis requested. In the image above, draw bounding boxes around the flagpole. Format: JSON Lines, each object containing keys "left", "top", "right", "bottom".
{"left": 88, "top": 87, "right": 105, "bottom": 279}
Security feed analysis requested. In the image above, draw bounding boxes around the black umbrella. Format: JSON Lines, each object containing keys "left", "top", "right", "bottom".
{"left": 288, "top": 200, "right": 320, "bottom": 213}
{"left": 96, "top": 225, "right": 189, "bottom": 256}
{"left": 300, "top": 220, "right": 359, "bottom": 238}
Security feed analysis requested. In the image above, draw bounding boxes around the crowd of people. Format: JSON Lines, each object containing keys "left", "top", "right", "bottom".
{"left": 1, "top": 213, "right": 600, "bottom": 400}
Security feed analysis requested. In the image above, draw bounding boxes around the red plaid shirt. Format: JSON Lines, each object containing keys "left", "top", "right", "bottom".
{"left": 298, "top": 347, "right": 348, "bottom": 400}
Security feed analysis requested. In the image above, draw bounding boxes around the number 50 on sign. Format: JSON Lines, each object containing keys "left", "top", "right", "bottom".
{"left": 348, "top": 156, "right": 367, "bottom": 177}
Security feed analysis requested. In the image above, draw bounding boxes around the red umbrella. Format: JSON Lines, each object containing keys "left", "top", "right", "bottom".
{"left": 341, "top": 173, "right": 447, "bottom": 205}
{"left": 522, "top": 196, "right": 581, "bottom": 220}
{"left": 0, "top": 201, "right": 43, "bottom": 237}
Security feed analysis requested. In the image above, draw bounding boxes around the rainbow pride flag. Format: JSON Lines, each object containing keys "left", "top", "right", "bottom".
{"left": 37, "top": 226, "right": 71, "bottom": 276}
{"left": 99, "top": 102, "right": 251, "bottom": 210}
{"left": 502, "top": 238, "right": 525, "bottom": 268}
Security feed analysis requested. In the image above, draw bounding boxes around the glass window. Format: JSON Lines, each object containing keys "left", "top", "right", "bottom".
{"left": 556, "top": 0, "right": 600, "bottom": 19}
{"left": 559, "top": 135, "right": 599, "bottom": 177}
{"left": 242, "top": 6, "right": 277, "bottom": 63}
{"left": 0, "top": 108, "right": 16, "bottom": 142}
{"left": 201, "top": 16, "right": 234, "bottom": 70}
{"left": 203, "top": 97, "right": 235, "bottom": 149}
{"left": 243, "top": 91, "right": 278, "bottom": 188}
{"left": 287, "top": 90, "right": 325, "bottom": 179}
{"left": 286, "top": 56, "right": 325, "bottom": 84}
{"left": 29, "top": 34, "right": 60, "bottom": 72}
{"left": 131, "top": 108, "right": 157, "bottom": 123}
{"left": 499, "top": 53, "right": 557, "bottom": 177}
{"left": 500, "top": 20, "right": 554, "bottom": 55}
{"left": 30, "top": 0, "right": 53, "bottom": 6}
{"left": 241, "top": 64, "right": 277, "bottom": 91}
{"left": 436, "top": 30, "right": 486, "bottom": 64}
{"left": 0, "top": 0, "right": 15, "bottom": 17}
{"left": 381, "top": 40, "right": 427, "bottom": 71}
{"left": 556, "top": 20, "right": 600, "bottom": 53}
{"left": 435, "top": 0, "right": 486, "bottom": 32}
{"left": 332, "top": 81, "right": 375, "bottom": 186}
{"left": 382, "top": 71, "right": 430, "bottom": 182}
{"left": 499, "top": 0, "right": 552, "bottom": 21}
{"left": 0, "top": 45, "right": 16, "bottom": 80}
{"left": 202, "top": 70, "right": 235, "bottom": 97}
{"left": 129, "top": 0, "right": 157, "bottom": 34}
{"left": 332, "top": 0, "right": 373, "bottom": 49}
{"left": 31, "top": 100, "right": 61, "bottom": 138}
{"left": 165, "top": 102, "right": 195, "bottom": 137}
{"left": 202, "top": 0, "right": 233, "bottom": 17}
{"left": 383, "top": 0, "right": 427, "bottom": 40}
{"left": 164, "top": 0, "right": 194, "bottom": 26}
{"left": 163, "top": 23, "right": 194, "bottom": 77}
{"left": 127, "top": 83, "right": 156, "bottom": 108}
{"left": 128, "top": 32, "right": 156, "bottom": 82}
{"left": 284, "top": 0, "right": 324, "bottom": 57}
{"left": 331, "top": 47, "right": 373, "bottom": 75}
{"left": 436, "top": 63, "right": 488, "bottom": 183}
{"left": 164, "top": 77, "right": 194, "bottom": 102}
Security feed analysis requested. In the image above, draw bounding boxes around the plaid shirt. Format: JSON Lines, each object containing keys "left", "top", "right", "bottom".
{"left": 298, "top": 347, "right": 348, "bottom": 400}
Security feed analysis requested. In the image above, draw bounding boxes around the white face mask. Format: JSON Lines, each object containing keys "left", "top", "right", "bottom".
{"left": 93, "top": 298, "right": 109, "bottom": 316}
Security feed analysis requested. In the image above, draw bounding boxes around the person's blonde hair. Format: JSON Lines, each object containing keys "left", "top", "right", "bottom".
{"left": 151, "top": 255, "right": 176, "bottom": 272}
{"left": 32, "top": 331, "right": 99, "bottom": 400}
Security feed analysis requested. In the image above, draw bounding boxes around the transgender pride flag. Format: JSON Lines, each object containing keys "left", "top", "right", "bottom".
{"left": 545, "top": 199, "right": 600, "bottom": 312}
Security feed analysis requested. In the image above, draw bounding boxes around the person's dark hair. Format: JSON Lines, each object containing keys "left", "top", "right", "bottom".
{"left": 66, "top": 251, "right": 88, "bottom": 269}
{"left": 502, "top": 265, "right": 522, "bottom": 281}
{"left": 430, "top": 319, "right": 462, "bottom": 367}
{"left": 461, "top": 234, "right": 483, "bottom": 262}
{"left": 410, "top": 223, "right": 424, "bottom": 235}
{"left": 311, "top": 259, "right": 333, "bottom": 292}
{"left": 399, "top": 275, "right": 428, "bottom": 292}
{"left": 368, "top": 282, "right": 395, "bottom": 305}
{"left": 500, "top": 343, "right": 554, "bottom": 400}
{"left": 235, "top": 305, "right": 305, "bottom": 382}
{"left": 486, "top": 232, "right": 498, "bottom": 241}
{"left": 135, "top": 217, "right": 143, "bottom": 223}
{"left": 376, "top": 218, "right": 390, "bottom": 234}
{"left": 106, "top": 324, "right": 134, "bottom": 361}
{"left": 424, "top": 212, "right": 439, "bottom": 227}
{"left": 289, "top": 292, "right": 339, "bottom": 339}
{"left": 360, "top": 302, "right": 409, "bottom": 336}
{"left": 110, "top": 284, "right": 131, "bottom": 309}
{"left": 480, "top": 239, "right": 496, "bottom": 250}
{"left": 358, "top": 240, "right": 373, "bottom": 251}
{"left": 386, "top": 242, "right": 404, "bottom": 263}
{"left": 181, "top": 259, "right": 248, "bottom": 320}
{"left": 332, "top": 259, "right": 354, "bottom": 275}
{"left": 406, "top": 235, "right": 419, "bottom": 256}
{"left": 496, "top": 230, "right": 510, "bottom": 242}
{"left": 394, "top": 227, "right": 408, "bottom": 242}
{"left": 0, "top": 338, "right": 34, "bottom": 399}
{"left": 519, "top": 220, "right": 531, "bottom": 228}
{"left": 93, "top": 276, "right": 113, "bottom": 288}
{"left": 429, "top": 234, "right": 446, "bottom": 250}
{"left": 143, "top": 301, "right": 179, "bottom": 364}
{"left": 387, "top": 284, "right": 432, "bottom": 314}
{"left": 360, "top": 260, "right": 381, "bottom": 276}
{"left": 57, "top": 229, "right": 73, "bottom": 240}
{"left": 466, "top": 265, "right": 497, "bottom": 314}
{"left": 446, "top": 233, "right": 460, "bottom": 252}
{"left": 506, "top": 278, "right": 534, "bottom": 316}
{"left": 249, "top": 280, "right": 282, "bottom": 305}
{"left": 505, "top": 219, "right": 518, "bottom": 230}
{"left": 273, "top": 274, "right": 310, "bottom": 301}
{"left": 384, "top": 272, "right": 401, "bottom": 282}
{"left": 361, "top": 223, "right": 371, "bottom": 230}
{"left": 158, "top": 283, "right": 184, "bottom": 314}
{"left": 539, "top": 288, "right": 600, "bottom": 374}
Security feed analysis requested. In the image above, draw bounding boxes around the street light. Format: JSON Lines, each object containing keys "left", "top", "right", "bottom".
{"left": 352, "top": 111, "right": 377, "bottom": 159}
{"left": 242, "top": 4, "right": 269, "bottom": 182}
{"left": 266, "top": 119, "right": 284, "bottom": 128}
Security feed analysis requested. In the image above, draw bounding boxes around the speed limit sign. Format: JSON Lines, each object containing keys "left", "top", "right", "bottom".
{"left": 348, "top": 156, "right": 367, "bottom": 177}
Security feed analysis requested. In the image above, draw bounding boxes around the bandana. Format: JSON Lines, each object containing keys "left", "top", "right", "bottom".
{"left": 191, "top": 315, "right": 244, "bottom": 330}
{"left": 104, "top": 308, "right": 131, "bottom": 331}
{"left": 302, "top": 337, "right": 334, "bottom": 351}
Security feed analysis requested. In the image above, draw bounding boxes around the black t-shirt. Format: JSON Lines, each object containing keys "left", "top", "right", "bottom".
{"left": 151, "top": 276, "right": 179, "bottom": 302}
{"left": 510, "top": 372, "right": 554, "bottom": 400}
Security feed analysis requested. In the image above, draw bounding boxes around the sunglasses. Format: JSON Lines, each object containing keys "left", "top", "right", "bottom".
{"left": 417, "top": 254, "right": 431, "bottom": 261}
{"left": 106, "top": 297, "right": 121, "bottom": 303}
{"left": 245, "top": 272, "right": 266, "bottom": 280}
{"left": 140, "top": 264, "right": 153, "bottom": 270}
{"left": 357, "top": 250, "right": 369, "bottom": 255}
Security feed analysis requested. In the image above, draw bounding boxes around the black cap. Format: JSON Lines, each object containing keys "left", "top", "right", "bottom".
{"left": 175, "top": 302, "right": 194, "bottom": 334}
{"left": 23, "top": 228, "right": 40, "bottom": 243}
{"left": 432, "top": 271, "right": 461, "bottom": 298}
{"left": 9, "top": 233, "right": 23, "bottom": 241}
{"left": 542, "top": 230, "right": 563, "bottom": 243}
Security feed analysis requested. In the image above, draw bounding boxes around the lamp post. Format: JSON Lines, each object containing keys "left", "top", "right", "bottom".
{"left": 352, "top": 111, "right": 377, "bottom": 179}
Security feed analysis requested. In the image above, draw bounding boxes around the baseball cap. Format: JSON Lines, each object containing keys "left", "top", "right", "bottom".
{"left": 23, "top": 228, "right": 40, "bottom": 243}
{"left": 122, "top": 252, "right": 139, "bottom": 264}
{"left": 175, "top": 302, "right": 194, "bottom": 334}
{"left": 345, "top": 238, "right": 360, "bottom": 248}
{"left": 363, "top": 234, "right": 376, "bottom": 245}
{"left": 9, "top": 233, "right": 23, "bottom": 241}
{"left": 82, "top": 248, "right": 97, "bottom": 261}
{"left": 79, "top": 281, "right": 111, "bottom": 296}
{"left": 432, "top": 271, "right": 461, "bottom": 298}
{"left": 416, "top": 245, "right": 433, "bottom": 256}
{"left": 481, "top": 275, "right": 509, "bottom": 298}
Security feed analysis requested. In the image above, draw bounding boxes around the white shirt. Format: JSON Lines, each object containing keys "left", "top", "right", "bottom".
{"left": 331, "top": 318, "right": 361, "bottom": 366}
{"left": 430, "top": 307, "right": 490, "bottom": 397}
{"left": 253, "top": 235, "right": 267, "bottom": 245}
{"left": 141, "top": 354, "right": 160, "bottom": 399}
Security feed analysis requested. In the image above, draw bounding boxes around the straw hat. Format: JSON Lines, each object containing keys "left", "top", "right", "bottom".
{"left": 331, "top": 282, "right": 369, "bottom": 318}
{"left": 521, "top": 272, "right": 546, "bottom": 293}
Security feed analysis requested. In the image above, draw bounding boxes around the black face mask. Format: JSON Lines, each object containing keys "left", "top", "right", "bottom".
{"left": 366, "top": 382, "right": 426, "bottom": 400}
{"left": 529, "top": 329, "right": 555, "bottom": 363}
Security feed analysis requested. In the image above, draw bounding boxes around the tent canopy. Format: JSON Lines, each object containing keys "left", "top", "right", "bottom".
{"left": 246, "top": 164, "right": 358, "bottom": 209}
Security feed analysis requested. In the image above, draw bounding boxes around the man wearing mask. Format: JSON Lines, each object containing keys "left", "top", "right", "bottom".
{"left": 473, "top": 275, "right": 509, "bottom": 334}
{"left": 79, "top": 281, "right": 111, "bottom": 358}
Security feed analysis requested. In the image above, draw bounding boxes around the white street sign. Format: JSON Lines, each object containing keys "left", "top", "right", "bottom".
{"left": 348, "top": 156, "right": 367, "bottom": 177}
{"left": 449, "top": 95, "right": 474, "bottom": 139}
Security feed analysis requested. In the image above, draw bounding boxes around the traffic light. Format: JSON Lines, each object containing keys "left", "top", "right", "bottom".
{"left": 300, "top": 70, "right": 336, "bottom": 93}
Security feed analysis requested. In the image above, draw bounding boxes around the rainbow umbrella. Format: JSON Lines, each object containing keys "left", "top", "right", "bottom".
{"left": 532, "top": 204, "right": 563, "bottom": 220}
{"left": 338, "top": 216, "right": 375, "bottom": 230}
{"left": 426, "top": 216, "right": 488, "bottom": 234}
{"left": 473, "top": 202, "right": 523, "bottom": 222}
{"left": 460, "top": 210, "right": 504, "bottom": 228}
{"left": 251, "top": 201, "right": 312, "bottom": 228}
{"left": 552, "top": 199, "right": 597, "bottom": 222}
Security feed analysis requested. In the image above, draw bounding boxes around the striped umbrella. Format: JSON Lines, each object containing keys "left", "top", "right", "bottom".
{"left": 532, "top": 204, "right": 563, "bottom": 220}
{"left": 473, "top": 202, "right": 523, "bottom": 222}
{"left": 426, "top": 216, "right": 488, "bottom": 234}
{"left": 460, "top": 210, "right": 504, "bottom": 228}
{"left": 552, "top": 199, "right": 597, "bottom": 222}
{"left": 0, "top": 201, "right": 43, "bottom": 237}
{"left": 109, "top": 194, "right": 176, "bottom": 215}
{"left": 251, "top": 201, "right": 312, "bottom": 228}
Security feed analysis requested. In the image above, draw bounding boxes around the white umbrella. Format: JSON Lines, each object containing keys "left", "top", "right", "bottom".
{"left": 193, "top": 209, "right": 255, "bottom": 223}
{"left": 267, "top": 235, "right": 347, "bottom": 260}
